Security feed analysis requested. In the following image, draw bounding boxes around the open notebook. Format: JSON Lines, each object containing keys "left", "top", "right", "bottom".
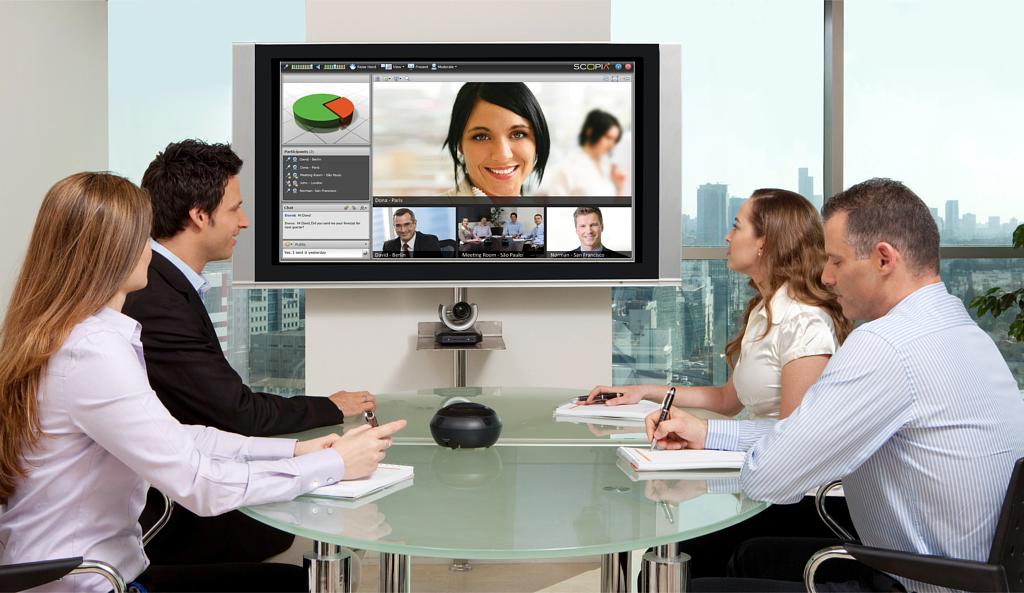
{"left": 553, "top": 400, "right": 662, "bottom": 422}
{"left": 306, "top": 464, "right": 414, "bottom": 500}
{"left": 617, "top": 447, "right": 745, "bottom": 472}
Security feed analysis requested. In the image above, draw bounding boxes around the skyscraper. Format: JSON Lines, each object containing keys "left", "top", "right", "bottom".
{"left": 798, "top": 168, "right": 823, "bottom": 211}
{"left": 798, "top": 167, "right": 813, "bottom": 200}
{"left": 945, "top": 200, "right": 959, "bottom": 240}
{"left": 697, "top": 183, "right": 728, "bottom": 246}
{"left": 728, "top": 196, "right": 746, "bottom": 229}
{"left": 962, "top": 213, "right": 977, "bottom": 241}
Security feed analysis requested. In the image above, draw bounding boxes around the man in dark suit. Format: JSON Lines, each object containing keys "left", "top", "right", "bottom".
{"left": 381, "top": 208, "right": 442, "bottom": 257}
{"left": 567, "top": 206, "right": 627, "bottom": 258}
{"left": 124, "top": 139, "right": 378, "bottom": 564}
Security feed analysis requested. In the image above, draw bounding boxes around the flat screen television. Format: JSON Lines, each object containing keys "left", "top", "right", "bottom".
{"left": 232, "top": 43, "right": 680, "bottom": 286}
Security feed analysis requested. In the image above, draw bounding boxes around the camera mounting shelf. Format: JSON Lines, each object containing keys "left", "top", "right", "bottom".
{"left": 416, "top": 321, "right": 505, "bottom": 352}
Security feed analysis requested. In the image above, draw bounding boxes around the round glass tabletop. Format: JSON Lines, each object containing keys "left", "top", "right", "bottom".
{"left": 242, "top": 444, "right": 765, "bottom": 560}
{"left": 278, "top": 386, "right": 720, "bottom": 447}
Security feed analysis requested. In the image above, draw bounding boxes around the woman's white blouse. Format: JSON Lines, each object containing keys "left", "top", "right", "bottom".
{"left": 731, "top": 285, "right": 838, "bottom": 419}
{"left": 0, "top": 307, "right": 343, "bottom": 592}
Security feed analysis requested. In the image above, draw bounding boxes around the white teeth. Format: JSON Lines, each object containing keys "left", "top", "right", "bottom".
{"left": 488, "top": 166, "right": 516, "bottom": 175}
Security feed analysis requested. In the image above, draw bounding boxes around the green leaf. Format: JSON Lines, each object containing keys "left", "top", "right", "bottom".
{"left": 1009, "top": 317, "right": 1024, "bottom": 343}
{"left": 1013, "top": 223, "right": 1024, "bottom": 249}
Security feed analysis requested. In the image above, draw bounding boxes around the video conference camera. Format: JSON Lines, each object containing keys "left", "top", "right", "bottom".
{"left": 437, "top": 301, "right": 482, "bottom": 345}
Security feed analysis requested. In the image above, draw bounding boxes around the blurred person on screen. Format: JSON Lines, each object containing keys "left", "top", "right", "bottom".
{"left": 543, "top": 109, "right": 628, "bottom": 197}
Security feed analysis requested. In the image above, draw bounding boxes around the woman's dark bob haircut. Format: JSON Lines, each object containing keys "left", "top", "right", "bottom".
{"left": 578, "top": 109, "right": 622, "bottom": 147}
{"left": 443, "top": 82, "right": 550, "bottom": 193}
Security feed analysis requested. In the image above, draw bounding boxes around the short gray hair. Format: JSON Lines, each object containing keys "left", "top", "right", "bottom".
{"left": 393, "top": 208, "right": 416, "bottom": 222}
{"left": 822, "top": 178, "right": 939, "bottom": 275}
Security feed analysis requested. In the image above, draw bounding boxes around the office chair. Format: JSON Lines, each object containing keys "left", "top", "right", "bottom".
{"left": 438, "top": 239, "right": 457, "bottom": 257}
{"left": 804, "top": 458, "right": 1024, "bottom": 592}
{"left": 0, "top": 491, "right": 173, "bottom": 593}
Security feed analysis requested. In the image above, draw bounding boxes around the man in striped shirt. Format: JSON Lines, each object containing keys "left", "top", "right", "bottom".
{"left": 651, "top": 178, "right": 1024, "bottom": 592}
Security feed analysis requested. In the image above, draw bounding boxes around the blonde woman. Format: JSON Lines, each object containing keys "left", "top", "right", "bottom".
{"left": 0, "top": 173, "right": 404, "bottom": 592}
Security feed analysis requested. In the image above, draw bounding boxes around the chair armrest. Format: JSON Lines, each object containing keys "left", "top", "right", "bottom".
{"left": 814, "top": 480, "right": 856, "bottom": 542}
{"left": 0, "top": 557, "right": 84, "bottom": 592}
{"left": 70, "top": 560, "right": 127, "bottom": 593}
{"left": 0, "top": 557, "right": 125, "bottom": 593}
{"left": 142, "top": 490, "right": 174, "bottom": 547}
{"left": 845, "top": 542, "right": 1009, "bottom": 593}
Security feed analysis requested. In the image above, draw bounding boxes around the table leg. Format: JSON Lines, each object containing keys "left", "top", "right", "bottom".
{"left": 639, "top": 544, "right": 690, "bottom": 593}
{"left": 601, "top": 550, "right": 633, "bottom": 592}
{"left": 303, "top": 541, "right": 352, "bottom": 593}
{"left": 379, "top": 552, "right": 411, "bottom": 593}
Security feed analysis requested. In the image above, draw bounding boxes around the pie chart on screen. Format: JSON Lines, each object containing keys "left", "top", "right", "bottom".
{"left": 292, "top": 93, "right": 355, "bottom": 131}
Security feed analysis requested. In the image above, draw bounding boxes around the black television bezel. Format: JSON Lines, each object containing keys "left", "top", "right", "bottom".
{"left": 253, "top": 43, "right": 660, "bottom": 283}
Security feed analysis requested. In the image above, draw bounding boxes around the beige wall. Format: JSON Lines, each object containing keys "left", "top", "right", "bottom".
{"left": 0, "top": 1, "right": 108, "bottom": 317}
{"left": 308, "top": 0, "right": 610, "bottom": 42}
{"left": 304, "top": 0, "right": 614, "bottom": 395}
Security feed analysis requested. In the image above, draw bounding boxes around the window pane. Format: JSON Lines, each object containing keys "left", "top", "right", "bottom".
{"left": 943, "top": 259, "right": 1024, "bottom": 388}
{"left": 108, "top": 0, "right": 306, "bottom": 395}
{"left": 613, "top": 259, "right": 1024, "bottom": 392}
{"left": 612, "top": 0, "right": 824, "bottom": 246}
{"left": 612, "top": 261, "right": 754, "bottom": 387}
{"left": 845, "top": 0, "right": 1024, "bottom": 245}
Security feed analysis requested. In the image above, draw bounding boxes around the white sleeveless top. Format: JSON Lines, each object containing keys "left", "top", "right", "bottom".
{"left": 731, "top": 284, "right": 839, "bottom": 419}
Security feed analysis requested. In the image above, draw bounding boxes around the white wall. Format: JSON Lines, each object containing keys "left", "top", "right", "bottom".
{"left": 304, "top": 0, "right": 614, "bottom": 395}
{"left": 0, "top": 1, "right": 108, "bottom": 317}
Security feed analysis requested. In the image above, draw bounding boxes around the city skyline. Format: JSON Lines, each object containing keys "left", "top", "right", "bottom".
{"left": 611, "top": 0, "right": 1023, "bottom": 223}
{"left": 684, "top": 168, "right": 1021, "bottom": 247}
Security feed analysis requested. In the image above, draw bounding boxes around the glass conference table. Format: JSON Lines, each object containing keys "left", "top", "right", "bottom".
{"left": 242, "top": 387, "right": 766, "bottom": 593}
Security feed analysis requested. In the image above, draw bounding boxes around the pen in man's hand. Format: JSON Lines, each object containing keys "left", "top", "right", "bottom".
{"left": 577, "top": 392, "right": 624, "bottom": 403}
{"left": 364, "top": 410, "right": 379, "bottom": 428}
{"left": 650, "top": 386, "right": 676, "bottom": 451}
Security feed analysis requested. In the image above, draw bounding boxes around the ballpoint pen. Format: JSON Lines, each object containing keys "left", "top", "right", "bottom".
{"left": 650, "top": 386, "right": 676, "bottom": 451}
{"left": 576, "top": 392, "right": 624, "bottom": 403}
{"left": 659, "top": 500, "right": 675, "bottom": 524}
{"left": 364, "top": 410, "right": 379, "bottom": 428}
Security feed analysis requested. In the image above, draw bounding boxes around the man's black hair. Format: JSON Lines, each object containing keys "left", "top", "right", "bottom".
{"left": 141, "top": 139, "right": 242, "bottom": 239}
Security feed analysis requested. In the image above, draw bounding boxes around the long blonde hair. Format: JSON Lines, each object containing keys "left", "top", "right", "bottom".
{"left": 724, "top": 189, "right": 851, "bottom": 368}
{"left": 0, "top": 172, "right": 152, "bottom": 499}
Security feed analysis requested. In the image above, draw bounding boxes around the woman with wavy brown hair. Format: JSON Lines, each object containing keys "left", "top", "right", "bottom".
{"left": 586, "top": 188, "right": 852, "bottom": 579}
{"left": 588, "top": 188, "right": 850, "bottom": 420}
{"left": 0, "top": 172, "right": 402, "bottom": 592}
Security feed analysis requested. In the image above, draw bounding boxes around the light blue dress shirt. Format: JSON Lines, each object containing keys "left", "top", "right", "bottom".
{"left": 522, "top": 223, "right": 545, "bottom": 245}
{"left": 705, "top": 282, "right": 1024, "bottom": 593}
{"left": 0, "top": 307, "right": 345, "bottom": 592}
{"left": 502, "top": 221, "right": 523, "bottom": 236}
{"left": 150, "top": 239, "right": 208, "bottom": 298}
{"left": 473, "top": 224, "right": 492, "bottom": 239}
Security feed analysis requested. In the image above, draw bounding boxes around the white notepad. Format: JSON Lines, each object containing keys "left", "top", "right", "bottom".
{"left": 616, "top": 458, "right": 741, "bottom": 481}
{"left": 306, "top": 464, "right": 414, "bottom": 500}
{"left": 554, "top": 399, "right": 662, "bottom": 422}
{"left": 617, "top": 447, "right": 745, "bottom": 472}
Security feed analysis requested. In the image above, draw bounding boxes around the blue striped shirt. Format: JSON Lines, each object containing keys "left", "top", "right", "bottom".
{"left": 706, "top": 282, "right": 1024, "bottom": 593}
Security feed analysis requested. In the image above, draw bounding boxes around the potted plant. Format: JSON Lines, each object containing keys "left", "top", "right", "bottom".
{"left": 969, "top": 224, "right": 1024, "bottom": 342}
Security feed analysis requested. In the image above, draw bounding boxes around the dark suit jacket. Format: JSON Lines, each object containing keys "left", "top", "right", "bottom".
{"left": 382, "top": 231, "right": 442, "bottom": 257}
{"left": 567, "top": 246, "right": 627, "bottom": 258}
{"left": 123, "top": 251, "right": 343, "bottom": 437}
